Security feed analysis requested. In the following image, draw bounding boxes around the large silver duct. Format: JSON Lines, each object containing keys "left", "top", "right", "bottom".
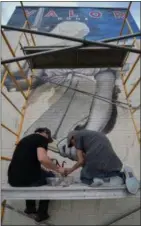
{"left": 57, "top": 69, "right": 116, "bottom": 161}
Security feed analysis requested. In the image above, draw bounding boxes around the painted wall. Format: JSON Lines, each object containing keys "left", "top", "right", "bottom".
{"left": 7, "top": 6, "right": 140, "bottom": 40}
{"left": 2, "top": 6, "right": 140, "bottom": 226}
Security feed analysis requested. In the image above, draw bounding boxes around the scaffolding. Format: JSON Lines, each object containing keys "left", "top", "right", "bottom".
{"left": 1, "top": 2, "right": 36, "bottom": 222}
{"left": 1, "top": 1, "right": 141, "bottom": 224}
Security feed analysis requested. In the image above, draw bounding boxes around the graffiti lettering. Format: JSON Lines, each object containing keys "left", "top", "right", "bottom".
{"left": 113, "top": 11, "right": 126, "bottom": 19}
{"left": 89, "top": 11, "right": 102, "bottom": 18}
{"left": 44, "top": 10, "right": 58, "bottom": 17}
{"left": 69, "top": 10, "right": 78, "bottom": 18}
{"left": 25, "top": 10, "right": 37, "bottom": 17}
{"left": 43, "top": 10, "right": 126, "bottom": 19}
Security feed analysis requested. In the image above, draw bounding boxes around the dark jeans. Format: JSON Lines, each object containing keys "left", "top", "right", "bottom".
{"left": 26, "top": 169, "right": 55, "bottom": 216}
{"left": 80, "top": 168, "right": 125, "bottom": 185}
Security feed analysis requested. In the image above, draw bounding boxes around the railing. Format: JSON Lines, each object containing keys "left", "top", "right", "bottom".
{"left": 118, "top": 2, "right": 141, "bottom": 143}
{"left": 1, "top": 1, "right": 141, "bottom": 223}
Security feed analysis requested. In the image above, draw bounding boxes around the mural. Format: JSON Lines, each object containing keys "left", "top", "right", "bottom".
{"left": 2, "top": 8, "right": 140, "bottom": 225}
{"left": 23, "top": 67, "right": 122, "bottom": 161}
{"left": 7, "top": 6, "right": 140, "bottom": 40}
{"left": 4, "top": 6, "right": 131, "bottom": 159}
{"left": 4, "top": 7, "right": 136, "bottom": 91}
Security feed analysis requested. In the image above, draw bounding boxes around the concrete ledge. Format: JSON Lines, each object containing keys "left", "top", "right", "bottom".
{"left": 2, "top": 183, "right": 140, "bottom": 200}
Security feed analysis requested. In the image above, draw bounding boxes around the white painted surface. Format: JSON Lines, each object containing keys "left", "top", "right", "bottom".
{"left": 1, "top": 31, "right": 140, "bottom": 225}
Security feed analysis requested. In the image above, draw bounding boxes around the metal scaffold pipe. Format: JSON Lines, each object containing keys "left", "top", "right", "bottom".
{"left": 20, "top": 1, "right": 36, "bottom": 46}
{"left": 1, "top": 25, "right": 141, "bottom": 54}
{"left": 119, "top": 2, "right": 132, "bottom": 37}
{"left": 1, "top": 44, "right": 83, "bottom": 64}
{"left": 101, "top": 32, "right": 141, "bottom": 43}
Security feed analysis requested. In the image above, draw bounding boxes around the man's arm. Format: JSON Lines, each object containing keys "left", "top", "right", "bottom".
{"left": 37, "top": 147, "right": 64, "bottom": 175}
{"left": 65, "top": 149, "right": 85, "bottom": 175}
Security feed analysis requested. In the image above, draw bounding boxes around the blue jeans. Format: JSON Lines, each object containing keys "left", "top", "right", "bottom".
{"left": 80, "top": 167, "right": 125, "bottom": 185}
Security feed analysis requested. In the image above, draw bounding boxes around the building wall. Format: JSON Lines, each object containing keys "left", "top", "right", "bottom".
{"left": 1, "top": 30, "right": 140, "bottom": 225}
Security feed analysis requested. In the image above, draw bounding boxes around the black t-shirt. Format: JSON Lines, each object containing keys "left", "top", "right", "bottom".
{"left": 8, "top": 134, "right": 48, "bottom": 187}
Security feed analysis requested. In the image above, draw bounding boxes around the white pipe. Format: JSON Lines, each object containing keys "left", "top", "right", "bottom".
{"left": 87, "top": 70, "right": 116, "bottom": 131}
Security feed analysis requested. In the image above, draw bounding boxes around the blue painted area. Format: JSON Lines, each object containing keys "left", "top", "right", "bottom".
{"left": 7, "top": 7, "right": 38, "bottom": 28}
{"left": 7, "top": 6, "right": 140, "bottom": 40}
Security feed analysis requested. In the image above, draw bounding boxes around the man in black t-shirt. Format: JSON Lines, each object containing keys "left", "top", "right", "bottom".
{"left": 8, "top": 127, "right": 65, "bottom": 222}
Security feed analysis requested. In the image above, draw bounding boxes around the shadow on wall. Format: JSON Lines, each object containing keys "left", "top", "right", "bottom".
{"left": 102, "top": 85, "right": 120, "bottom": 134}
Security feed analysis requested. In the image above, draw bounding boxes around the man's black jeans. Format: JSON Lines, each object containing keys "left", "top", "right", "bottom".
{"left": 26, "top": 169, "right": 55, "bottom": 216}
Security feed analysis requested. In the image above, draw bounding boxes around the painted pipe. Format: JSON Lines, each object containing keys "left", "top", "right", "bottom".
{"left": 57, "top": 69, "right": 116, "bottom": 161}
{"left": 86, "top": 70, "right": 116, "bottom": 131}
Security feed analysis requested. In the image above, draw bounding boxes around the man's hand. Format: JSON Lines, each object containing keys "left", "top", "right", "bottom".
{"left": 64, "top": 150, "right": 84, "bottom": 176}
{"left": 64, "top": 168, "right": 73, "bottom": 176}
{"left": 57, "top": 167, "right": 65, "bottom": 176}
{"left": 37, "top": 148, "right": 65, "bottom": 174}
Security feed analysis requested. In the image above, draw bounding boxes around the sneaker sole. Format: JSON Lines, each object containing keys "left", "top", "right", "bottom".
{"left": 124, "top": 166, "right": 139, "bottom": 195}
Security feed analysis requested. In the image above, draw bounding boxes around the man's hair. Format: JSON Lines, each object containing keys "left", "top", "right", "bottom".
{"left": 35, "top": 127, "right": 53, "bottom": 143}
{"left": 67, "top": 131, "right": 78, "bottom": 148}
{"left": 35, "top": 128, "right": 48, "bottom": 134}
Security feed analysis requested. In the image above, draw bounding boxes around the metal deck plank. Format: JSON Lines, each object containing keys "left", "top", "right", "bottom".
{"left": 23, "top": 46, "right": 128, "bottom": 68}
{"left": 2, "top": 183, "right": 140, "bottom": 200}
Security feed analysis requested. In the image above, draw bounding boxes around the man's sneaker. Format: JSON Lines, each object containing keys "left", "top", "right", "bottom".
{"left": 108, "top": 176, "right": 124, "bottom": 186}
{"left": 91, "top": 176, "right": 124, "bottom": 187}
{"left": 91, "top": 178, "right": 104, "bottom": 186}
{"left": 34, "top": 213, "right": 50, "bottom": 223}
{"left": 124, "top": 166, "right": 139, "bottom": 195}
{"left": 24, "top": 208, "right": 37, "bottom": 214}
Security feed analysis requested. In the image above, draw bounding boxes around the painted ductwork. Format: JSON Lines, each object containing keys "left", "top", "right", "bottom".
{"left": 57, "top": 69, "right": 116, "bottom": 161}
